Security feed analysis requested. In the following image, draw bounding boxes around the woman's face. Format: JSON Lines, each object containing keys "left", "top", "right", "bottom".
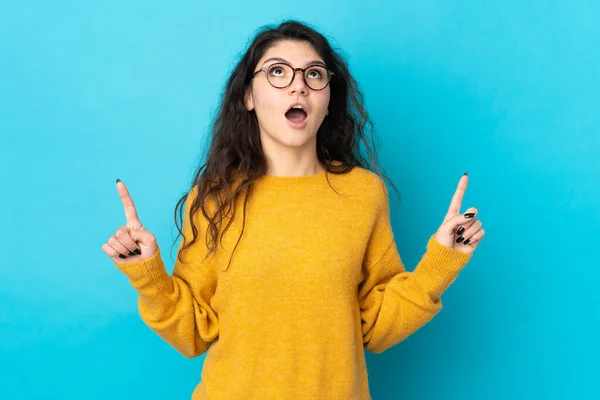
{"left": 244, "top": 40, "right": 330, "bottom": 153}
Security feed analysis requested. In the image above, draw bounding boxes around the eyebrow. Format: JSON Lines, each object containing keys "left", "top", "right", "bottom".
{"left": 261, "top": 57, "right": 326, "bottom": 68}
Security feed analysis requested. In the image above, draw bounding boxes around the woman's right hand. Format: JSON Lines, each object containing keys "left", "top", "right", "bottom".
{"left": 101, "top": 179, "right": 159, "bottom": 265}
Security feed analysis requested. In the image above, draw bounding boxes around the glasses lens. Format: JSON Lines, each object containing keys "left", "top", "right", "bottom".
{"left": 304, "top": 66, "right": 329, "bottom": 90}
{"left": 266, "top": 63, "right": 294, "bottom": 88}
{"left": 266, "top": 63, "right": 330, "bottom": 90}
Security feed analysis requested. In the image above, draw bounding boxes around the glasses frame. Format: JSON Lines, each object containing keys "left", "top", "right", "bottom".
{"left": 252, "top": 62, "right": 334, "bottom": 91}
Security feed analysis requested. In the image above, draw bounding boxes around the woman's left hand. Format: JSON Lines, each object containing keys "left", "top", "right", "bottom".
{"left": 433, "top": 173, "right": 485, "bottom": 255}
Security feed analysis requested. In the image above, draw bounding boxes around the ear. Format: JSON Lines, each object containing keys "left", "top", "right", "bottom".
{"left": 244, "top": 87, "right": 254, "bottom": 111}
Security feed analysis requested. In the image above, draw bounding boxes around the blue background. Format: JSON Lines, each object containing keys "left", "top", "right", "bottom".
{"left": 1, "top": 1, "right": 599, "bottom": 399}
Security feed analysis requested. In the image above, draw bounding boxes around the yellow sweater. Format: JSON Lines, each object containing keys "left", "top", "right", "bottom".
{"left": 115, "top": 164, "right": 472, "bottom": 399}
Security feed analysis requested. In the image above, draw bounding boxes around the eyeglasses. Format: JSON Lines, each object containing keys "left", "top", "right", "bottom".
{"left": 252, "top": 62, "right": 334, "bottom": 91}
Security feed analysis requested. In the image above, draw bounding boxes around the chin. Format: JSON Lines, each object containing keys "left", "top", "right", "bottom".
{"left": 278, "top": 135, "right": 314, "bottom": 148}
{"left": 260, "top": 124, "right": 318, "bottom": 147}
{"left": 293, "top": 126, "right": 319, "bottom": 138}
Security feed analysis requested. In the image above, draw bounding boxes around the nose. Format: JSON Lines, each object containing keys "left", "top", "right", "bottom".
{"left": 288, "top": 69, "right": 308, "bottom": 94}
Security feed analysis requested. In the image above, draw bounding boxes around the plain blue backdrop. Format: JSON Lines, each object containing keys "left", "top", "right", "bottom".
{"left": 1, "top": 1, "right": 599, "bottom": 399}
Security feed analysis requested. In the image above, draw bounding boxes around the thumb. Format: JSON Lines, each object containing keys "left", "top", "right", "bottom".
{"left": 117, "top": 226, "right": 159, "bottom": 261}
{"left": 438, "top": 208, "right": 477, "bottom": 236}
{"left": 129, "top": 227, "right": 155, "bottom": 247}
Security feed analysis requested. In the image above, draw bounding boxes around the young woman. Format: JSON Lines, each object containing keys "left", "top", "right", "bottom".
{"left": 102, "top": 20, "right": 485, "bottom": 400}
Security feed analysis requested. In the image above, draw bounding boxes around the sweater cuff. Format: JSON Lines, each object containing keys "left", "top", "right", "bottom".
{"left": 411, "top": 235, "right": 473, "bottom": 300}
{"left": 114, "top": 247, "right": 173, "bottom": 295}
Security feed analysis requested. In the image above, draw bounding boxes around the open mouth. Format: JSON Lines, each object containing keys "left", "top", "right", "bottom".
{"left": 285, "top": 107, "right": 308, "bottom": 123}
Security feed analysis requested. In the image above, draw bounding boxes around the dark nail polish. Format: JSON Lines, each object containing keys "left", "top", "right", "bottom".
{"left": 463, "top": 238, "right": 471, "bottom": 245}
{"left": 128, "top": 251, "right": 136, "bottom": 256}
{"left": 133, "top": 248, "right": 142, "bottom": 255}
{"left": 456, "top": 226, "right": 465, "bottom": 235}
{"left": 118, "top": 253, "right": 126, "bottom": 259}
{"left": 464, "top": 213, "right": 475, "bottom": 218}
{"left": 456, "top": 236, "right": 465, "bottom": 243}
{"left": 463, "top": 172, "right": 468, "bottom": 176}
{"left": 116, "top": 179, "right": 121, "bottom": 183}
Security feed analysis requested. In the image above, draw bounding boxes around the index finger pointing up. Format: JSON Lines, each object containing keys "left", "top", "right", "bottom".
{"left": 447, "top": 173, "right": 469, "bottom": 216}
{"left": 116, "top": 179, "right": 141, "bottom": 227}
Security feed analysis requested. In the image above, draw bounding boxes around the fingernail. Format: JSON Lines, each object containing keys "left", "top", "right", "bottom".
{"left": 118, "top": 253, "right": 127, "bottom": 259}
{"left": 463, "top": 238, "right": 471, "bottom": 245}
{"left": 116, "top": 179, "right": 121, "bottom": 184}
{"left": 457, "top": 226, "right": 465, "bottom": 235}
{"left": 463, "top": 172, "right": 468, "bottom": 176}
{"left": 464, "top": 212, "right": 475, "bottom": 218}
{"left": 456, "top": 236, "right": 465, "bottom": 243}
{"left": 133, "top": 248, "right": 142, "bottom": 255}
{"left": 128, "top": 250, "right": 136, "bottom": 256}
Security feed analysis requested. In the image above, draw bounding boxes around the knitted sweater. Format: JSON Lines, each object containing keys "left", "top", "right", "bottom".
{"left": 114, "top": 164, "right": 473, "bottom": 399}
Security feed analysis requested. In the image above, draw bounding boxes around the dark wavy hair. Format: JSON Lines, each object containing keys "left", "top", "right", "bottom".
{"left": 170, "top": 19, "right": 401, "bottom": 271}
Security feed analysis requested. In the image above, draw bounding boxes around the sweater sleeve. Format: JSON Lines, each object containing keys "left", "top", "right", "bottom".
{"left": 114, "top": 187, "right": 219, "bottom": 358}
{"left": 359, "top": 182, "right": 473, "bottom": 354}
